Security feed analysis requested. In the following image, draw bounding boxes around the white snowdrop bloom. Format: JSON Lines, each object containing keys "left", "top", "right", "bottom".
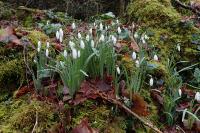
{"left": 86, "top": 34, "right": 90, "bottom": 41}
{"left": 45, "top": 49, "right": 49, "bottom": 57}
{"left": 99, "top": 34, "right": 105, "bottom": 42}
{"left": 153, "top": 54, "right": 159, "bottom": 61}
{"left": 178, "top": 89, "right": 182, "bottom": 97}
{"left": 112, "top": 35, "right": 117, "bottom": 44}
{"left": 141, "top": 36, "right": 146, "bottom": 44}
{"left": 135, "top": 60, "right": 140, "bottom": 68}
{"left": 144, "top": 34, "right": 149, "bottom": 40}
{"left": 132, "top": 52, "right": 137, "bottom": 60}
{"left": 78, "top": 32, "right": 82, "bottom": 39}
{"left": 69, "top": 41, "right": 75, "bottom": 49}
{"left": 80, "top": 40, "right": 85, "bottom": 49}
{"left": 93, "top": 22, "right": 96, "bottom": 27}
{"left": 72, "top": 48, "right": 78, "bottom": 59}
{"left": 149, "top": 77, "right": 154, "bottom": 87}
{"left": 134, "top": 32, "right": 139, "bottom": 39}
{"left": 56, "top": 31, "right": 60, "bottom": 40}
{"left": 72, "top": 22, "right": 76, "bottom": 30}
{"left": 116, "top": 19, "right": 119, "bottom": 24}
{"left": 77, "top": 50, "right": 80, "bottom": 58}
{"left": 59, "top": 36, "right": 63, "bottom": 43}
{"left": 46, "top": 42, "right": 50, "bottom": 48}
{"left": 59, "top": 28, "right": 64, "bottom": 39}
{"left": 116, "top": 66, "right": 120, "bottom": 74}
{"left": 195, "top": 92, "right": 200, "bottom": 102}
{"left": 91, "top": 40, "right": 95, "bottom": 48}
{"left": 37, "top": 41, "right": 41, "bottom": 52}
{"left": 89, "top": 28, "right": 93, "bottom": 35}
{"left": 63, "top": 50, "right": 67, "bottom": 58}
{"left": 177, "top": 44, "right": 181, "bottom": 52}
{"left": 99, "top": 23, "right": 103, "bottom": 31}
{"left": 132, "top": 23, "right": 135, "bottom": 29}
{"left": 117, "top": 27, "right": 121, "bottom": 34}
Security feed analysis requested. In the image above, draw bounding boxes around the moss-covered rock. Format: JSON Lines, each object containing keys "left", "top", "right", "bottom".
{"left": 27, "top": 30, "right": 49, "bottom": 46}
{"left": 0, "top": 97, "right": 58, "bottom": 133}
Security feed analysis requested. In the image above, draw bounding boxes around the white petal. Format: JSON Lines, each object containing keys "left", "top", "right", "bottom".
{"left": 135, "top": 60, "right": 140, "bottom": 68}
{"left": 117, "top": 27, "right": 121, "bottom": 34}
{"left": 91, "top": 40, "right": 95, "bottom": 48}
{"left": 72, "top": 23, "right": 76, "bottom": 29}
{"left": 195, "top": 92, "right": 200, "bottom": 102}
{"left": 72, "top": 48, "right": 77, "bottom": 59}
{"left": 149, "top": 78, "right": 154, "bottom": 86}
{"left": 80, "top": 40, "right": 85, "bottom": 49}
{"left": 77, "top": 50, "right": 80, "bottom": 58}
{"left": 100, "top": 23, "right": 103, "bottom": 31}
{"left": 78, "top": 32, "right": 82, "bottom": 39}
{"left": 59, "top": 28, "right": 64, "bottom": 38}
{"left": 177, "top": 44, "right": 181, "bottom": 52}
{"left": 86, "top": 35, "right": 90, "bottom": 41}
{"left": 116, "top": 67, "right": 120, "bottom": 74}
{"left": 178, "top": 89, "right": 182, "bottom": 97}
{"left": 153, "top": 54, "right": 159, "bottom": 61}
{"left": 132, "top": 52, "right": 137, "bottom": 60}
{"left": 46, "top": 42, "right": 50, "bottom": 48}
{"left": 45, "top": 49, "right": 49, "bottom": 57}
{"left": 56, "top": 31, "right": 60, "bottom": 40}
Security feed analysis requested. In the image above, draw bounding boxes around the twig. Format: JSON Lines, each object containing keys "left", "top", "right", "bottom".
{"left": 175, "top": 0, "right": 200, "bottom": 16}
{"left": 95, "top": 90, "right": 163, "bottom": 133}
{"left": 31, "top": 111, "right": 38, "bottom": 133}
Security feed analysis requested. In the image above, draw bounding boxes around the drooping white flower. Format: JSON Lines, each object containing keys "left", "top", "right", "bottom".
{"left": 46, "top": 42, "right": 50, "bottom": 48}
{"left": 132, "top": 52, "right": 137, "bottom": 60}
{"left": 77, "top": 50, "right": 80, "bottom": 58}
{"left": 177, "top": 44, "right": 181, "bottom": 52}
{"left": 149, "top": 77, "right": 154, "bottom": 86}
{"left": 144, "top": 34, "right": 149, "bottom": 40}
{"left": 91, "top": 40, "right": 95, "bottom": 48}
{"left": 116, "top": 19, "right": 119, "bottom": 24}
{"left": 99, "top": 23, "right": 103, "bottom": 31}
{"left": 59, "top": 36, "right": 63, "bottom": 43}
{"left": 117, "top": 27, "right": 121, "bottom": 34}
{"left": 99, "top": 34, "right": 105, "bottom": 42}
{"left": 195, "top": 92, "right": 200, "bottom": 102}
{"left": 93, "top": 22, "right": 96, "bottom": 27}
{"left": 135, "top": 60, "right": 140, "bottom": 68}
{"left": 111, "top": 35, "right": 117, "bottom": 44}
{"left": 80, "top": 40, "right": 85, "bottom": 49}
{"left": 178, "top": 89, "right": 182, "bottom": 97}
{"left": 78, "top": 32, "right": 82, "bottom": 39}
{"left": 56, "top": 31, "right": 60, "bottom": 40}
{"left": 86, "top": 34, "right": 90, "bottom": 41}
{"left": 63, "top": 50, "right": 67, "bottom": 58}
{"left": 134, "top": 32, "right": 139, "bottom": 39}
{"left": 141, "top": 36, "right": 146, "bottom": 44}
{"left": 116, "top": 66, "right": 120, "bottom": 74}
{"left": 37, "top": 41, "right": 41, "bottom": 52}
{"left": 69, "top": 41, "right": 75, "bottom": 49}
{"left": 72, "top": 48, "right": 78, "bottom": 59}
{"left": 89, "top": 28, "right": 93, "bottom": 35}
{"left": 45, "top": 49, "right": 49, "bottom": 57}
{"left": 59, "top": 28, "right": 64, "bottom": 39}
{"left": 153, "top": 54, "right": 159, "bottom": 61}
{"left": 72, "top": 22, "right": 76, "bottom": 30}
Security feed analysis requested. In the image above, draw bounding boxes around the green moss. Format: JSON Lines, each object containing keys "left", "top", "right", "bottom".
{"left": 104, "top": 117, "right": 127, "bottom": 133}
{"left": 24, "top": 16, "right": 34, "bottom": 27}
{"left": 0, "top": 1, "right": 13, "bottom": 19}
{"left": 0, "top": 59, "right": 24, "bottom": 91}
{"left": 127, "top": 0, "right": 181, "bottom": 27}
{"left": 27, "top": 30, "right": 49, "bottom": 46}
{"left": 0, "top": 98, "right": 58, "bottom": 133}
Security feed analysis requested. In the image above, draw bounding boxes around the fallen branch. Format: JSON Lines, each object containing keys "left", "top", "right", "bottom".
{"left": 175, "top": 0, "right": 200, "bottom": 16}
{"left": 31, "top": 111, "right": 38, "bottom": 133}
{"left": 18, "top": 6, "right": 45, "bottom": 14}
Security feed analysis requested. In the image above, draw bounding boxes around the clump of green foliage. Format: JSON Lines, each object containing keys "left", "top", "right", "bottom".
{"left": 28, "top": 30, "right": 49, "bottom": 46}
{"left": 0, "top": 1, "right": 13, "bottom": 19}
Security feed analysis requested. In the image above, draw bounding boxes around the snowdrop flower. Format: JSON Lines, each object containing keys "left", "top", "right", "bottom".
{"left": 195, "top": 92, "right": 200, "bottom": 102}
{"left": 37, "top": 41, "right": 41, "bottom": 52}
{"left": 63, "top": 50, "right": 67, "bottom": 58}
{"left": 46, "top": 42, "right": 50, "bottom": 48}
{"left": 91, "top": 40, "right": 95, "bottom": 48}
{"left": 116, "top": 66, "right": 120, "bottom": 74}
{"left": 111, "top": 35, "right": 117, "bottom": 44}
{"left": 134, "top": 32, "right": 139, "bottom": 39}
{"left": 93, "top": 22, "right": 96, "bottom": 27}
{"left": 153, "top": 54, "right": 159, "bottom": 61}
{"left": 117, "top": 27, "right": 121, "bottom": 34}
{"left": 86, "top": 34, "right": 90, "bottom": 41}
{"left": 77, "top": 50, "right": 80, "bottom": 58}
{"left": 80, "top": 40, "right": 85, "bottom": 49}
{"left": 89, "top": 28, "right": 93, "bottom": 35}
{"left": 99, "top": 23, "right": 103, "bottom": 31}
{"left": 59, "top": 28, "right": 64, "bottom": 39}
{"left": 69, "top": 41, "right": 75, "bottom": 49}
{"left": 178, "top": 89, "right": 182, "bottom": 97}
{"left": 45, "top": 49, "right": 49, "bottom": 57}
{"left": 135, "top": 60, "right": 140, "bottom": 68}
{"left": 72, "top": 48, "right": 78, "bottom": 59}
{"left": 116, "top": 19, "right": 119, "bottom": 24}
{"left": 141, "top": 36, "right": 146, "bottom": 44}
{"left": 144, "top": 34, "right": 149, "bottom": 40}
{"left": 78, "top": 32, "right": 82, "bottom": 39}
{"left": 177, "top": 43, "right": 181, "bottom": 52}
{"left": 132, "top": 52, "right": 137, "bottom": 60}
{"left": 99, "top": 34, "right": 105, "bottom": 42}
{"left": 149, "top": 77, "right": 154, "bottom": 86}
{"left": 59, "top": 36, "right": 63, "bottom": 43}
{"left": 56, "top": 31, "right": 60, "bottom": 40}
{"left": 72, "top": 22, "right": 76, "bottom": 30}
